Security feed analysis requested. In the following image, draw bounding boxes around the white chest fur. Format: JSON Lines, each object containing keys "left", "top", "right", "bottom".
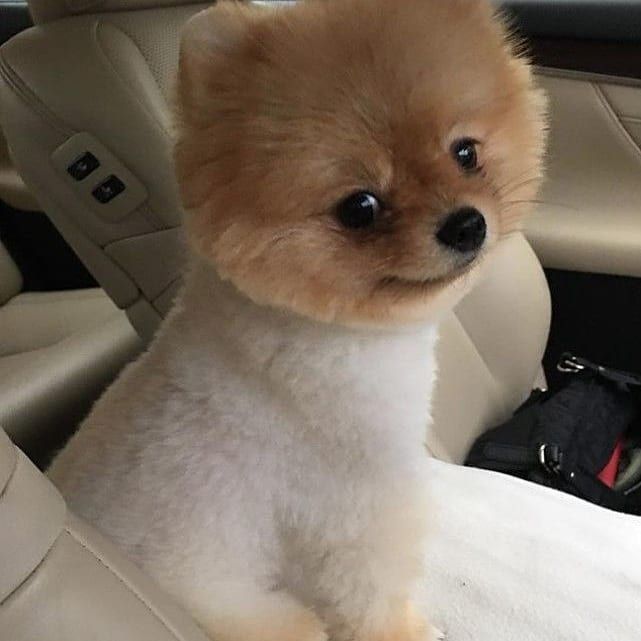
{"left": 49, "top": 260, "right": 440, "bottom": 638}
{"left": 165, "top": 261, "right": 438, "bottom": 475}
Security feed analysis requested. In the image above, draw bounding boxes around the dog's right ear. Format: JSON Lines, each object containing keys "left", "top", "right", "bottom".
{"left": 177, "top": 1, "right": 263, "bottom": 124}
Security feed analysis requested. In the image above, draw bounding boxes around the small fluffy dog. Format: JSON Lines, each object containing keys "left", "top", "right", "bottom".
{"left": 49, "top": 1, "right": 546, "bottom": 640}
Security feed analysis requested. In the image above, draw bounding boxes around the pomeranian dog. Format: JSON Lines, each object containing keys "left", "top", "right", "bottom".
{"left": 48, "top": 1, "right": 546, "bottom": 640}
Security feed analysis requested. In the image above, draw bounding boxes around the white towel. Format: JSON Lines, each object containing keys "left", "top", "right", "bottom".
{"left": 421, "top": 461, "right": 641, "bottom": 641}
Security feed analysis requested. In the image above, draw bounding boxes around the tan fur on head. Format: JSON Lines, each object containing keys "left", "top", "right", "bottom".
{"left": 175, "top": 0, "right": 547, "bottom": 327}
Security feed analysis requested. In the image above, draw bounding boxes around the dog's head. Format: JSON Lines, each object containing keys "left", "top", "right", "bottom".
{"left": 175, "top": 0, "right": 547, "bottom": 326}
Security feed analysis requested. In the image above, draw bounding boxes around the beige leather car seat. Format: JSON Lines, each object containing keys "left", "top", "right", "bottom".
{"left": 1, "top": 120, "right": 141, "bottom": 462}
{"left": 0, "top": 427, "right": 209, "bottom": 641}
{"left": 432, "top": 234, "right": 550, "bottom": 461}
{"left": 0, "top": 127, "right": 38, "bottom": 212}
{"left": 0, "top": 237, "right": 141, "bottom": 463}
{"left": 0, "top": 0, "right": 204, "bottom": 341}
{"left": 0, "top": 0, "right": 551, "bottom": 463}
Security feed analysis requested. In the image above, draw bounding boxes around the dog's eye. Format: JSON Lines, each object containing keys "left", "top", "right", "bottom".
{"left": 336, "top": 191, "right": 382, "bottom": 229}
{"left": 451, "top": 138, "right": 479, "bottom": 172}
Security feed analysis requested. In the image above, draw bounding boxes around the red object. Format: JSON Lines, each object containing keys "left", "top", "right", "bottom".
{"left": 598, "top": 439, "right": 623, "bottom": 488}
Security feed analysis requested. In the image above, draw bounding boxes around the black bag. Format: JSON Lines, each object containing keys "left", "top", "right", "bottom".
{"left": 465, "top": 354, "right": 641, "bottom": 515}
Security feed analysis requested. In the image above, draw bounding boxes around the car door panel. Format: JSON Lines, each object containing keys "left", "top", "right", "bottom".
{"left": 493, "top": 1, "right": 641, "bottom": 388}
{"left": 526, "top": 71, "right": 641, "bottom": 279}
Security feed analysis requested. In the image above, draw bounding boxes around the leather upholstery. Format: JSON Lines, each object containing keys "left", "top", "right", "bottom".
{"left": 0, "top": 5, "right": 200, "bottom": 336}
{"left": 0, "top": 221, "right": 141, "bottom": 459}
{"left": 526, "top": 71, "right": 641, "bottom": 278}
{"left": 431, "top": 233, "right": 551, "bottom": 462}
{"left": 0, "top": 127, "right": 39, "bottom": 211}
{"left": 0, "top": 287, "right": 142, "bottom": 457}
{"left": 29, "top": 0, "right": 204, "bottom": 24}
{"left": 0, "top": 428, "right": 210, "bottom": 641}
{"left": 0, "top": 429, "right": 65, "bottom": 605}
{"left": 0, "top": 240, "right": 22, "bottom": 306}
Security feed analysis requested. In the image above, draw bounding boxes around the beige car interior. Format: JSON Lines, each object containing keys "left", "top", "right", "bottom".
{"left": 0, "top": 256, "right": 140, "bottom": 456}
{"left": 0, "top": 428, "right": 210, "bottom": 641}
{"left": 0, "top": 128, "right": 141, "bottom": 460}
{"left": 0, "top": 0, "right": 639, "bottom": 638}
{"left": 0, "top": 127, "right": 37, "bottom": 211}
{"left": 527, "top": 69, "right": 641, "bottom": 278}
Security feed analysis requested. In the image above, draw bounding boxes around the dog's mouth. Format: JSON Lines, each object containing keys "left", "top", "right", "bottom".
{"left": 377, "top": 252, "right": 481, "bottom": 291}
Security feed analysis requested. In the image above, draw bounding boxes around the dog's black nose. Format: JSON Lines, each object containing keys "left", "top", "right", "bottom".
{"left": 436, "top": 208, "right": 487, "bottom": 253}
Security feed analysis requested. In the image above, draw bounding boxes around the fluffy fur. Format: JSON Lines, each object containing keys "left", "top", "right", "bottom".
{"left": 48, "top": 1, "right": 546, "bottom": 640}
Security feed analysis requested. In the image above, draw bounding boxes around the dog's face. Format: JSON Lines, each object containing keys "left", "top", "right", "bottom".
{"left": 175, "top": 0, "right": 547, "bottom": 326}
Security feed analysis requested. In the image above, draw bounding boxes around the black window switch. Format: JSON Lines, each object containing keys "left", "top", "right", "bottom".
{"left": 92, "top": 175, "right": 126, "bottom": 204}
{"left": 67, "top": 152, "right": 100, "bottom": 181}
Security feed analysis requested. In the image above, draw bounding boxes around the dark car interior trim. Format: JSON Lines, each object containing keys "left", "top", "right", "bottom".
{"left": 529, "top": 38, "right": 641, "bottom": 80}
{"left": 0, "top": 1, "right": 32, "bottom": 45}
{"left": 543, "top": 269, "right": 641, "bottom": 391}
{"left": 500, "top": 0, "right": 641, "bottom": 43}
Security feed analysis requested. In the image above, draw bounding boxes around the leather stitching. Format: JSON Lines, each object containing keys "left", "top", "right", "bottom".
{"left": 0, "top": 54, "right": 74, "bottom": 138}
{"left": 65, "top": 525, "right": 198, "bottom": 641}
{"left": 591, "top": 82, "right": 641, "bottom": 163}
{"left": 0, "top": 531, "right": 63, "bottom": 607}
{"left": 621, "top": 116, "right": 641, "bottom": 149}
{"left": 0, "top": 454, "right": 65, "bottom": 608}
{"left": 535, "top": 66, "right": 641, "bottom": 90}
{"left": 93, "top": 19, "right": 171, "bottom": 137}
{"left": 0, "top": 439, "right": 18, "bottom": 503}
{"left": 92, "top": 19, "right": 170, "bottom": 229}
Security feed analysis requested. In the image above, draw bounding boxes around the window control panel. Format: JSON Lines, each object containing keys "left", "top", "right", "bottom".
{"left": 67, "top": 151, "right": 100, "bottom": 181}
{"left": 52, "top": 132, "right": 147, "bottom": 222}
{"left": 92, "top": 175, "right": 126, "bottom": 203}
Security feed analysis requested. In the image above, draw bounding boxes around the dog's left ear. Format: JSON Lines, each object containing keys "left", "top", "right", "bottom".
{"left": 177, "top": 1, "right": 266, "bottom": 124}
